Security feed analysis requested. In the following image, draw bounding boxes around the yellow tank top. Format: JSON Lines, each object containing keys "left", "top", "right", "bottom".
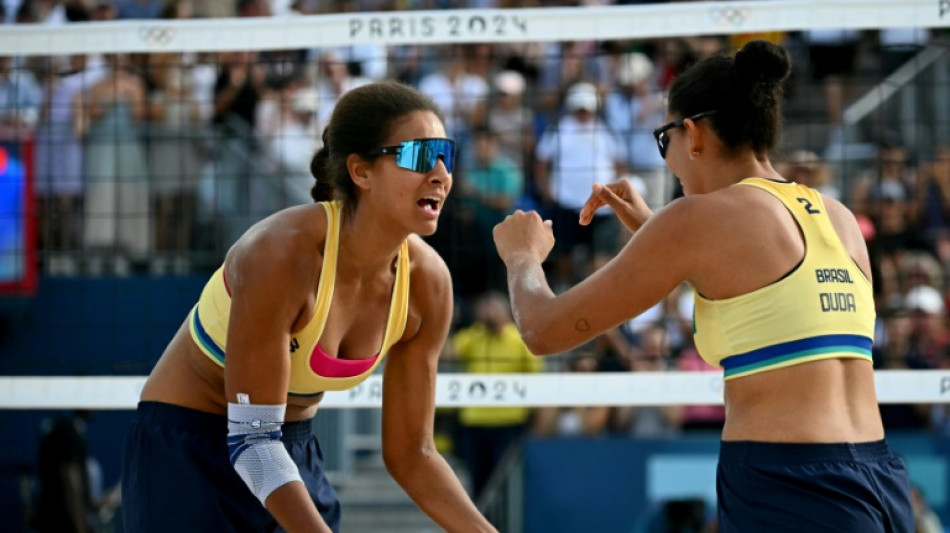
{"left": 693, "top": 178, "right": 875, "bottom": 380}
{"left": 187, "top": 200, "right": 410, "bottom": 395}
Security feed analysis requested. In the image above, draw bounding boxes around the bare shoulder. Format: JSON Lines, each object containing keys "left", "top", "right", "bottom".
{"left": 820, "top": 194, "right": 861, "bottom": 228}
{"left": 405, "top": 235, "right": 452, "bottom": 296}
{"left": 710, "top": 182, "right": 801, "bottom": 233}
{"left": 225, "top": 203, "right": 328, "bottom": 288}
{"left": 644, "top": 192, "right": 736, "bottom": 241}
{"left": 390, "top": 235, "right": 453, "bottom": 346}
{"left": 820, "top": 194, "right": 871, "bottom": 263}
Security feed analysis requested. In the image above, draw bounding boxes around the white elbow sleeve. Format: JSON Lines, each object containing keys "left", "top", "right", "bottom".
{"left": 227, "top": 402, "right": 302, "bottom": 505}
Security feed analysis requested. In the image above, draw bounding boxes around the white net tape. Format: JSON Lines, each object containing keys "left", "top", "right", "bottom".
{"left": 3, "top": 0, "right": 948, "bottom": 56}
{"left": 2, "top": 370, "right": 950, "bottom": 409}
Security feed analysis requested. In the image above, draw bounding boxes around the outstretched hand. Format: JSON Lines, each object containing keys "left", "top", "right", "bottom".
{"left": 493, "top": 210, "right": 555, "bottom": 268}
{"left": 579, "top": 179, "right": 653, "bottom": 233}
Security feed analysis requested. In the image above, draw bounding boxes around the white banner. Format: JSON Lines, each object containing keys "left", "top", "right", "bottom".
{"left": 1, "top": 0, "right": 948, "bottom": 56}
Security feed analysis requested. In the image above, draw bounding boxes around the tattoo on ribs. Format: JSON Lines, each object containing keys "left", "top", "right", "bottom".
{"left": 575, "top": 319, "right": 591, "bottom": 332}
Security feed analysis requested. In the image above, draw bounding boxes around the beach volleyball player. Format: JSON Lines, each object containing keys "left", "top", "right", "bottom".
{"left": 494, "top": 40, "right": 913, "bottom": 532}
{"left": 121, "top": 81, "right": 496, "bottom": 533}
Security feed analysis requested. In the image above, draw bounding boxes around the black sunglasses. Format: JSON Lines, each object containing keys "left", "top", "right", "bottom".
{"left": 370, "top": 138, "right": 457, "bottom": 174}
{"left": 652, "top": 110, "right": 716, "bottom": 159}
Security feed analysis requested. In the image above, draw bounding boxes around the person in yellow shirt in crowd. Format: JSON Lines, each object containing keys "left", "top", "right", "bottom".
{"left": 447, "top": 291, "right": 544, "bottom": 501}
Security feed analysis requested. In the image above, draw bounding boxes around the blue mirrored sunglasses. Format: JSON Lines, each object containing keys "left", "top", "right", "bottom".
{"left": 372, "top": 138, "right": 457, "bottom": 174}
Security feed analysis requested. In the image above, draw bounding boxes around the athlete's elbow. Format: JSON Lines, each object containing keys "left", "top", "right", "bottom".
{"left": 520, "top": 328, "right": 562, "bottom": 356}
{"left": 383, "top": 442, "right": 433, "bottom": 483}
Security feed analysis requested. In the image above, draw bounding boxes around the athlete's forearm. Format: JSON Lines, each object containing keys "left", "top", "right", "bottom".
{"left": 390, "top": 450, "right": 497, "bottom": 533}
{"left": 505, "top": 256, "right": 557, "bottom": 354}
{"left": 266, "top": 481, "right": 334, "bottom": 533}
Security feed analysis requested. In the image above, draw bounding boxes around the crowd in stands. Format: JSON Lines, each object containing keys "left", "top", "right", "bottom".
{"left": 4, "top": 0, "right": 950, "bottom": 451}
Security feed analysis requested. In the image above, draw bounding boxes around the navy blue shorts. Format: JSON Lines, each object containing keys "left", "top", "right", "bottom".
{"left": 121, "top": 401, "right": 341, "bottom": 533}
{"left": 717, "top": 440, "right": 913, "bottom": 533}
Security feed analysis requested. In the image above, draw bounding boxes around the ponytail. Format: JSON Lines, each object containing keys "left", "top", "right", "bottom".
{"left": 309, "top": 145, "right": 334, "bottom": 202}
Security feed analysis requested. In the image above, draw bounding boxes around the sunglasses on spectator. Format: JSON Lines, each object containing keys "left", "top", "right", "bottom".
{"left": 371, "top": 138, "right": 457, "bottom": 174}
{"left": 652, "top": 111, "right": 716, "bottom": 159}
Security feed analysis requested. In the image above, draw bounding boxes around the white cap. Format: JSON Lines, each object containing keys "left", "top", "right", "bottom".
{"left": 617, "top": 52, "right": 654, "bottom": 87}
{"left": 291, "top": 88, "right": 319, "bottom": 113}
{"left": 906, "top": 285, "right": 945, "bottom": 315}
{"left": 494, "top": 70, "right": 526, "bottom": 95}
{"left": 565, "top": 82, "right": 599, "bottom": 112}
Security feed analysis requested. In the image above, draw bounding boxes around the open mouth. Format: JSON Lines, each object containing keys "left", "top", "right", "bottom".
{"left": 418, "top": 197, "right": 441, "bottom": 216}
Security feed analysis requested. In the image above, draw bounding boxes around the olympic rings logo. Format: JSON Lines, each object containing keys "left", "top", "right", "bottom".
{"left": 138, "top": 25, "right": 177, "bottom": 46}
{"left": 709, "top": 6, "right": 750, "bottom": 27}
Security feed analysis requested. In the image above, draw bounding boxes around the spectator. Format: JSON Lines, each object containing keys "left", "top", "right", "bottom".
{"left": 89, "top": 0, "right": 117, "bottom": 21}
{"left": 604, "top": 51, "right": 668, "bottom": 209}
{"left": 874, "top": 306, "right": 916, "bottom": 370}
{"left": 776, "top": 150, "right": 840, "bottom": 200}
{"left": 417, "top": 44, "right": 489, "bottom": 146}
{"left": 874, "top": 305, "right": 932, "bottom": 430}
{"left": 188, "top": 51, "right": 219, "bottom": 123}
{"left": 31, "top": 411, "right": 120, "bottom": 533}
{"left": 653, "top": 38, "right": 696, "bottom": 91}
{"left": 532, "top": 351, "right": 611, "bottom": 438}
{"left": 77, "top": 53, "right": 150, "bottom": 276}
{"left": 146, "top": 52, "right": 204, "bottom": 275}
{"left": 905, "top": 284, "right": 950, "bottom": 371}
{"left": 211, "top": 50, "right": 268, "bottom": 246}
{"left": 33, "top": 54, "right": 104, "bottom": 275}
{"left": 897, "top": 250, "right": 944, "bottom": 296}
{"left": 447, "top": 291, "right": 543, "bottom": 501}
{"left": 0, "top": 55, "right": 41, "bottom": 140}
{"left": 313, "top": 48, "right": 370, "bottom": 134}
{"left": 611, "top": 324, "right": 684, "bottom": 437}
{"left": 213, "top": 51, "right": 267, "bottom": 132}
{"left": 263, "top": 85, "right": 322, "bottom": 208}
{"left": 851, "top": 131, "right": 918, "bottom": 221}
{"left": 803, "top": 28, "right": 861, "bottom": 139}
{"left": 534, "top": 81, "right": 625, "bottom": 288}
{"left": 487, "top": 70, "right": 535, "bottom": 178}
{"left": 536, "top": 41, "right": 609, "bottom": 118}
{"left": 916, "top": 145, "right": 950, "bottom": 248}
{"left": 390, "top": 44, "right": 425, "bottom": 87}
{"left": 446, "top": 128, "right": 524, "bottom": 295}
{"left": 458, "top": 128, "right": 524, "bottom": 288}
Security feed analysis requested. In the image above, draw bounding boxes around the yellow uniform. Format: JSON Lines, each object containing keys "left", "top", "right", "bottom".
{"left": 188, "top": 200, "right": 410, "bottom": 395}
{"left": 693, "top": 178, "right": 875, "bottom": 380}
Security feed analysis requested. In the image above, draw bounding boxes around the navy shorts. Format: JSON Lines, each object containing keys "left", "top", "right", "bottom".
{"left": 717, "top": 440, "right": 913, "bottom": 533}
{"left": 121, "top": 401, "right": 341, "bottom": 533}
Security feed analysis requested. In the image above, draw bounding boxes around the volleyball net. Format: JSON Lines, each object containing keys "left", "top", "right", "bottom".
{"left": 2, "top": 0, "right": 950, "bottom": 410}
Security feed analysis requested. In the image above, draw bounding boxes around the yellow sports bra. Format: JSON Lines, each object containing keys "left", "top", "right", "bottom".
{"left": 693, "top": 178, "right": 875, "bottom": 380}
{"left": 188, "top": 200, "right": 410, "bottom": 395}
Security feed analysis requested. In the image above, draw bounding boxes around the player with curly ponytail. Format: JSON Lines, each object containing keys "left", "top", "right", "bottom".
{"left": 494, "top": 40, "right": 913, "bottom": 532}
